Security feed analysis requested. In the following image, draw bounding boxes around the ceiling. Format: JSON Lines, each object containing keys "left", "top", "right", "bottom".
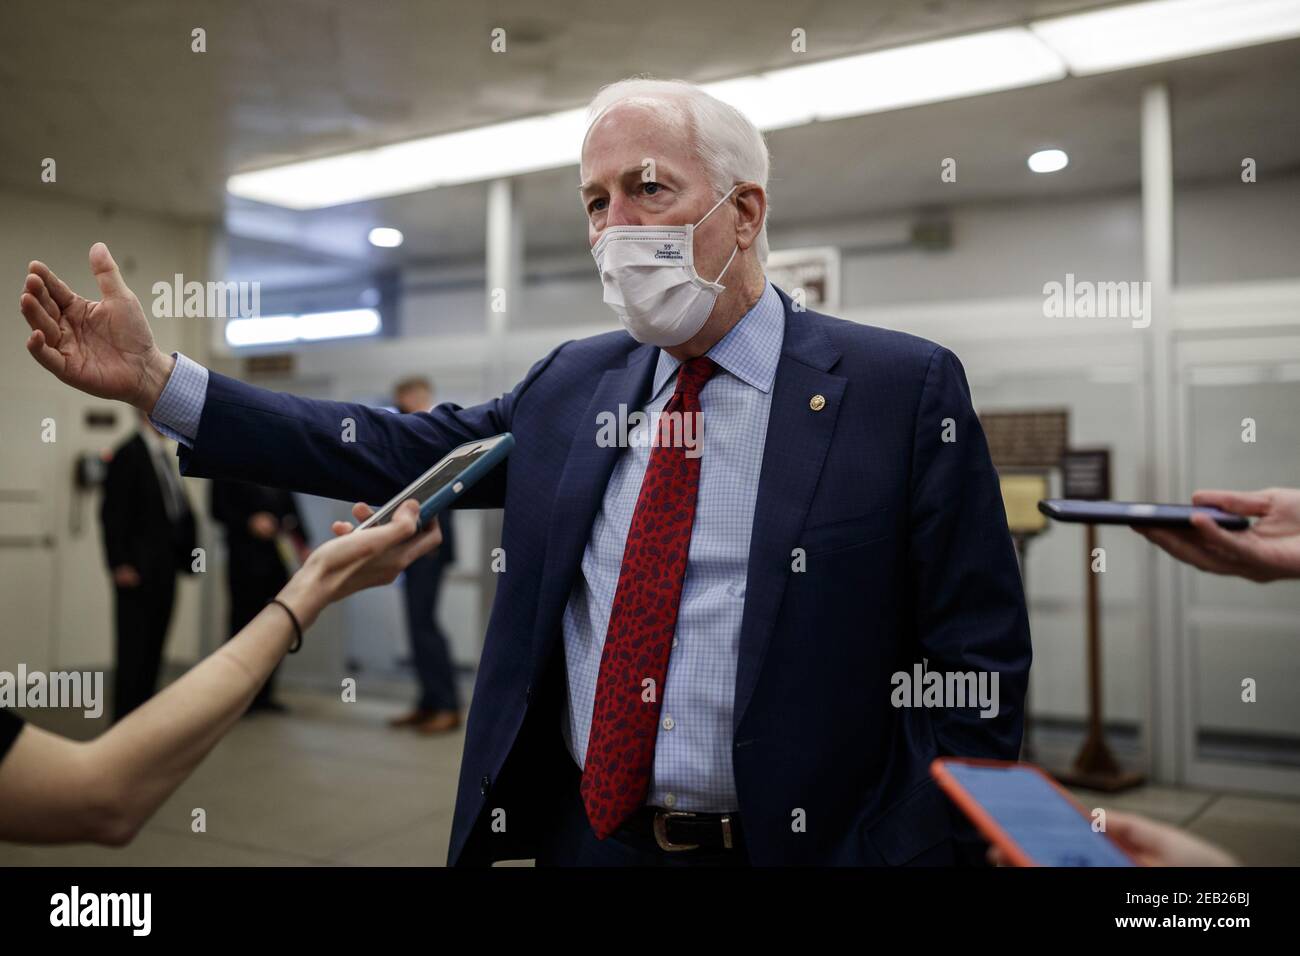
{"left": 2, "top": 0, "right": 1297, "bottom": 289}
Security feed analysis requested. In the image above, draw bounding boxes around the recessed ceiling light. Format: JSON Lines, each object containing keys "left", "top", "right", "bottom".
{"left": 1028, "top": 148, "right": 1069, "bottom": 173}
{"left": 368, "top": 227, "right": 404, "bottom": 248}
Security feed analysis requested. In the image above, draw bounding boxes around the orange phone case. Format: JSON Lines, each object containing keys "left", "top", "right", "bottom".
{"left": 930, "top": 757, "right": 1137, "bottom": 867}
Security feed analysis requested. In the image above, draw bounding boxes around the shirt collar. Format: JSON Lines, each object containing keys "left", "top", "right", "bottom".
{"left": 651, "top": 280, "right": 784, "bottom": 400}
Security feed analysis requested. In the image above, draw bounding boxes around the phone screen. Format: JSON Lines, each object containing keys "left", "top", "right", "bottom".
{"left": 358, "top": 439, "right": 497, "bottom": 530}
{"left": 945, "top": 762, "right": 1134, "bottom": 866}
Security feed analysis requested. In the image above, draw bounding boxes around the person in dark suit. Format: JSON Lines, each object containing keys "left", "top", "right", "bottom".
{"left": 100, "top": 413, "right": 197, "bottom": 722}
{"left": 389, "top": 377, "right": 461, "bottom": 735}
{"left": 210, "top": 480, "right": 310, "bottom": 713}
{"left": 21, "top": 79, "right": 1031, "bottom": 867}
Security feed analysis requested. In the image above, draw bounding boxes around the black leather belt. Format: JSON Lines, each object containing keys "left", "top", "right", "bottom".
{"left": 618, "top": 807, "right": 745, "bottom": 853}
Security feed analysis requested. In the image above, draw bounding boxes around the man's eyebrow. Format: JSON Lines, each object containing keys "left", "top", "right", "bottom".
{"left": 578, "top": 164, "right": 665, "bottom": 193}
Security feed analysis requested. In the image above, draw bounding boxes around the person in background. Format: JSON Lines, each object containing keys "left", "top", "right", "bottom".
{"left": 210, "top": 479, "right": 311, "bottom": 714}
{"left": 100, "top": 411, "right": 197, "bottom": 722}
{"left": 0, "top": 500, "right": 440, "bottom": 845}
{"left": 388, "top": 376, "right": 461, "bottom": 735}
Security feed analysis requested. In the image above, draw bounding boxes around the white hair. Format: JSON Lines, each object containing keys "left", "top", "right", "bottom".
{"left": 584, "top": 77, "right": 771, "bottom": 264}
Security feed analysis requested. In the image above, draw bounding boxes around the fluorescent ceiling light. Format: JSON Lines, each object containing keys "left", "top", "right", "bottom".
{"left": 1031, "top": 0, "right": 1300, "bottom": 75}
{"left": 717, "top": 28, "right": 1066, "bottom": 123}
{"left": 227, "top": 0, "right": 1300, "bottom": 209}
{"left": 228, "top": 110, "right": 587, "bottom": 209}
{"left": 227, "top": 29, "right": 1064, "bottom": 209}
{"left": 225, "top": 308, "right": 382, "bottom": 347}
{"left": 1028, "top": 148, "right": 1069, "bottom": 172}
{"left": 368, "top": 227, "right": 404, "bottom": 248}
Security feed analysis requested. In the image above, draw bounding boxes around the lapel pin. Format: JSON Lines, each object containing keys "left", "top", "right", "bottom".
{"left": 809, "top": 394, "right": 826, "bottom": 411}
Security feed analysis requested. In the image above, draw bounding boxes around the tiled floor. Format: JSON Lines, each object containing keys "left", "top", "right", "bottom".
{"left": 2, "top": 688, "right": 1297, "bottom": 866}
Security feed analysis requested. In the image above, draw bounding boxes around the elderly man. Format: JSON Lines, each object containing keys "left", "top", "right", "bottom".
{"left": 19, "top": 77, "right": 1030, "bottom": 866}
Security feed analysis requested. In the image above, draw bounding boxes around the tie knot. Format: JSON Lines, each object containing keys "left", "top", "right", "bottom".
{"left": 674, "top": 356, "right": 717, "bottom": 399}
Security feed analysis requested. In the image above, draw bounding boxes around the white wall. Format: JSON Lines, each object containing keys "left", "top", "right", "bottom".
{"left": 0, "top": 188, "right": 214, "bottom": 674}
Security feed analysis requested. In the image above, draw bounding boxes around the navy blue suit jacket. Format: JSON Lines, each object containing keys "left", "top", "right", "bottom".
{"left": 179, "top": 288, "right": 1030, "bottom": 866}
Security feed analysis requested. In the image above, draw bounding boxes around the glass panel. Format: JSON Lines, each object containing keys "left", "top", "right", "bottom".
{"left": 1185, "top": 373, "right": 1300, "bottom": 768}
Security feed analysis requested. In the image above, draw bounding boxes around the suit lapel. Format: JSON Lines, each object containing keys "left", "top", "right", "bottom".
{"left": 529, "top": 344, "right": 658, "bottom": 679}
{"left": 733, "top": 297, "right": 845, "bottom": 733}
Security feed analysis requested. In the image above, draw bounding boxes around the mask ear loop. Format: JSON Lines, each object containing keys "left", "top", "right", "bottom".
{"left": 712, "top": 243, "right": 740, "bottom": 285}
{"left": 694, "top": 185, "right": 738, "bottom": 227}
{"left": 696, "top": 185, "right": 740, "bottom": 285}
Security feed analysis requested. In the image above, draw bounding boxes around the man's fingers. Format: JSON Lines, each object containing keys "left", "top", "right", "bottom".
{"left": 25, "top": 330, "right": 66, "bottom": 377}
{"left": 1191, "top": 489, "right": 1270, "bottom": 516}
{"left": 28, "top": 260, "right": 76, "bottom": 308}
{"left": 23, "top": 274, "right": 60, "bottom": 324}
{"left": 351, "top": 501, "right": 374, "bottom": 522}
{"left": 88, "top": 242, "right": 130, "bottom": 300}
{"left": 20, "top": 292, "right": 60, "bottom": 342}
{"left": 331, "top": 520, "right": 354, "bottom": 537}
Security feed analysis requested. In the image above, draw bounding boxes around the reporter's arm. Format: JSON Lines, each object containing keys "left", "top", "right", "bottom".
{"left": 0, "top": 501, "right": 437, "bottom": 846}
{"left": 0, "top": 601, "right": 299, "bottom": 845}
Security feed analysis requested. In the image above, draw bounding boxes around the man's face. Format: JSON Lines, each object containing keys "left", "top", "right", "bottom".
{"left": 395, "top": 385, "right": 432, "bottom": 414}
{"left": 579, "top": 100, "right": 735, "bottom": 283}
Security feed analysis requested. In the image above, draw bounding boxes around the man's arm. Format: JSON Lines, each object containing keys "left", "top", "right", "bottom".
{"left": 19, "top": 242, "right": 562, "bottom": 511}
{"left": 907, "top": 346, "right": 1031, "bottom": 759}
{"left": 175, "top": 352, "right": 558, "bottom": 509}
{"left": 906, "top": 346, "right": 1031, "bottom": 865}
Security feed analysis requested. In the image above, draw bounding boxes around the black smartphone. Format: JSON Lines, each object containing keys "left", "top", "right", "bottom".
{"left": 1038, "top": 499, "right": 1249, "bottom": 530}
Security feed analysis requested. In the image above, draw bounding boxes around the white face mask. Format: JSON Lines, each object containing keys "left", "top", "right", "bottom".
{"left": 591, "top": 187, "right": 739, "bottom": 347}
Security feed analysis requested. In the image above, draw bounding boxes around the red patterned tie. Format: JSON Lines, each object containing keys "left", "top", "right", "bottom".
{"left": 581, "top": 355, "right": 718, "bottom": 839}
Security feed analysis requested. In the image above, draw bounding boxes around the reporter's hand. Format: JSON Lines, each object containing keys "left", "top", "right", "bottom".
{"left": 1103, "top": 811, "right": 1238, "bottom": 866}
{"left": 987, "top": 810, "right": 1238, "bottom": 867}
{"left": 19, "top": 243, "right": 174, "bottom": 411}
{"left": 112, "top": 565, "right": 141, "bottom": 588}
{"left": 276, "top": 499, "right": 441, "bottom": 629}
{"left": 1137, "top": 487, "right": 1300, "bottom": 582}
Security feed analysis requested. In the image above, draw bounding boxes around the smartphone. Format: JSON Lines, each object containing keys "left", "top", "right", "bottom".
{"left": 1038, "top": 498, "right": 1249, "bottom": 530}
{"left": 931, "top": 758, "right": 1136, "bottom": 867}
{"left": 356, "top": 433, "right": 515, "bottom": 533}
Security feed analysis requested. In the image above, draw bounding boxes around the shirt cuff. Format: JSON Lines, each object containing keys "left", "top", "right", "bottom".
{"left": 149, "top": 352, "right": 208, "bottom": 447}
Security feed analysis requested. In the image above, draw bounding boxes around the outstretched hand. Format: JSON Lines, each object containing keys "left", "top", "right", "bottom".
{"left": 20, "top": 242, "right": 174, "bottom": 410}
{"left": 1137, "top": 488, "right": 1300, "bottom": 583}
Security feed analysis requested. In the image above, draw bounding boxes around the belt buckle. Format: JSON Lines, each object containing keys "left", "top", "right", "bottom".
{"left": 653, "top": 810, "right": 700, "bottom": 852}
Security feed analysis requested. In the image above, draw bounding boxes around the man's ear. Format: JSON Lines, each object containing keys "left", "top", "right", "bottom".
{"left": 733, "top": 181, "right": 767, "bottom": 252}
